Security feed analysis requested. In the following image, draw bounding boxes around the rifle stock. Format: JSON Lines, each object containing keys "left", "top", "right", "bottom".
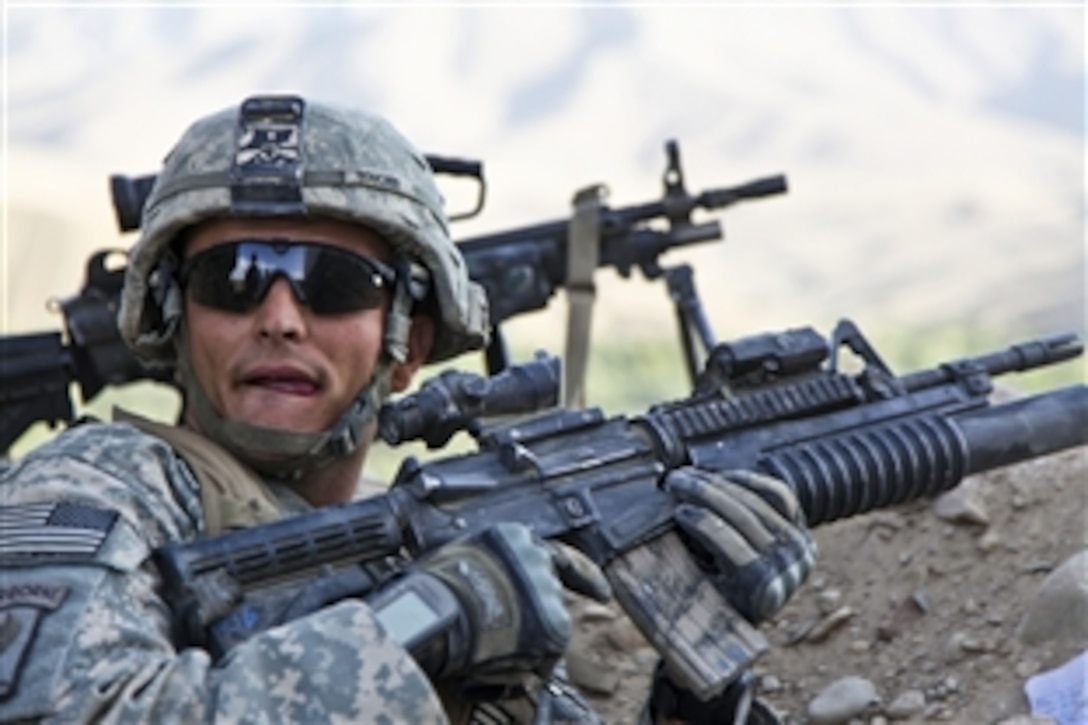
{"left": 0, "top": 332, "right": 76, "bottom": 454}
{"left": 154, "top": 321, "right": 1087, "bottom": 699}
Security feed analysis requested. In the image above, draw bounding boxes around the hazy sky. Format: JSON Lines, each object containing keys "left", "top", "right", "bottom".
{"left": 4, "top": 4, "right": 1084, "bottom": 348}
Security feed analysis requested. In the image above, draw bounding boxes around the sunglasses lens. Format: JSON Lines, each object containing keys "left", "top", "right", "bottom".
{"left": 184, "top": 245, "right": 258, "bottom": 313}
{"left": 304, "top": 250, "right": 389, "bottom": 314}
{"left": 181, "top": 241, "right": 393, "bottom": 315}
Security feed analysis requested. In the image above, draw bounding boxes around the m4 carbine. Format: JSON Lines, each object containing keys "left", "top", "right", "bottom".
{"left": 155, "top": 320, "right": 1087, "bottom": 701}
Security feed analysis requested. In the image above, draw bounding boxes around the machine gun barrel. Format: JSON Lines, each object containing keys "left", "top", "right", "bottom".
{"left": 457, "top": 165, "right": 786, "bottom": 327}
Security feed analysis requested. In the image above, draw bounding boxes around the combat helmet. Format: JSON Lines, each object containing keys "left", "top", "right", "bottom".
{"left": 121, "top": 93, "right": 489, "bottom": 366}
{"left": 118, "top": 94, "right": 490, "bottom": 479}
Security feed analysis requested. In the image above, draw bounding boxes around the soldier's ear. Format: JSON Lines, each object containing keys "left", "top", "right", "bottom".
{"left": 391, "top": 315, "right": 434, "bottom": 392}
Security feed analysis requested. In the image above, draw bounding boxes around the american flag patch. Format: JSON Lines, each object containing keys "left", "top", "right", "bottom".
{"left": 0, "top": 502, "right": 118, "bottom": 560}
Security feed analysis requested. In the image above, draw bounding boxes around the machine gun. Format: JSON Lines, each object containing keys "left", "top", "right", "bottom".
{"left": 2, "top": 140, "right": 785, "bottom": 454}
{"left": 154, "top": 320, "right": 1088, "bottom": 700}
{"left": 457, "top": 140, "right": 786, "bottom": 398}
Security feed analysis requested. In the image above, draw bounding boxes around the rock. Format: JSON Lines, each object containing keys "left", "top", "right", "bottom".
{"left": 785, "top": 615, "right": 819, "bottom": 646}
{"left": 806, "top": 606, "right": 856, "bottom": 643}
{"left": 564, "top": 650, "right": 620, "bottom": 695}
{"left": 579, "top": 602, "right": 617, "bottom": 623}
{"left": 817, "top": 588, "right": 843, "bottom": 615}
{"left": 978, "top": 527, "right": 1003, "bottom": 553}
{"left": 733, "top": 449, "right": 1086, "bottom": 725}
{"left": 849, "top": 639, "right": 871, "bottom": 654}
{"left": 877, "top": 589, "right": 929, "bottom": 641}
{"left": 1016, "top": 549, "right": 1088, "bottom": 667}
{"left": 806, "top": 675, "right": 880, "bottom": 724}
{"left": 869, "top": 512, "right": 905, "bottom": 533}
{"left": 885, "top": 689, "right": 926, "bottom": 720}
{"left": 761, "top": 674, "right": 783, "bottom": 693}
{"left": 944, "top": 630, "right": 986, "bottom": 663}
{"left": 933, "top": 480, "right": 990, "bottom": 526}
{"left": 604, "top": 617, "right": 647, "bottom": 653}
{"left": 1015, "top": 659, "right": 1040, "bottom": 679}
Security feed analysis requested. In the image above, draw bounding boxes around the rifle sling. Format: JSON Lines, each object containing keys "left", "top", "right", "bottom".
{"left": 565, "top": 185, "right": 604, "bottom": 409}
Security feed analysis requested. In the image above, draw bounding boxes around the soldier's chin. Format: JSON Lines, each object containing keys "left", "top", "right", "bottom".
{"left": 240, "top": 448, "right": 293, "bottom": 464}
{"left": 243, "top": 410, "right": 329, "bottom": 435}
{"left": 219, "top": 421, "right": 329, "bottom": 467}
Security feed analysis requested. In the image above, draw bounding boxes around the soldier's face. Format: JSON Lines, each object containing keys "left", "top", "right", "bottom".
{"left": 181, "top": 216, "right": 401, "bottom": 434}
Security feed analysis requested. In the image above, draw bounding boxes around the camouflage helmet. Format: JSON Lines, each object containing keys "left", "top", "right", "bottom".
{"left": 119, "top": 94, "right": 489, "bottom": 366}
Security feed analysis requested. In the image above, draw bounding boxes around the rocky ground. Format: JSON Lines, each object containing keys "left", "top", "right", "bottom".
{"left": 562, "top": 445, "right": 1087, "bottom": 724}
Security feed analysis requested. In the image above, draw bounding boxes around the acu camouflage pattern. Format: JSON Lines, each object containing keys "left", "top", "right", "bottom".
{"left": 0, "top": 421, "right": 448, "bottom": 723}
{"left": 119, "top": 95, "right": 489, "bottom": 368}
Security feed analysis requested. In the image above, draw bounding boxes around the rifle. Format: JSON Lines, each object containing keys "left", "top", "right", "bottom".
{"left": 0, "top": 250, "right": 174, "bottom": 455}
{"left": 154, "top": 319, "right": 1088, "bottom": 700}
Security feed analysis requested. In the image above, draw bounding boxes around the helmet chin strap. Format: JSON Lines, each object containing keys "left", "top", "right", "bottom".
{"left": 175, "top": 327, "right": 395, "bottom": 483}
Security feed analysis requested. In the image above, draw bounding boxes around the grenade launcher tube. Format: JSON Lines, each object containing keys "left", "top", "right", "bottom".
{"left": 750, "top": 385, "right": 1088, "bottom": 526}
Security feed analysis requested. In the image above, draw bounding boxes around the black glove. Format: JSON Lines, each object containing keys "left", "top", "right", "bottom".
{"left": 367, "top": 522, "right": 609, "bottom": 683}
{"left": 664, "top": 467, "right": 817, "bottom": 624}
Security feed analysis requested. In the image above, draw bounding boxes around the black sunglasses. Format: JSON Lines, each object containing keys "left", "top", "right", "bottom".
{"left": 179, "top": 239, "right": 396, "bottom": 315}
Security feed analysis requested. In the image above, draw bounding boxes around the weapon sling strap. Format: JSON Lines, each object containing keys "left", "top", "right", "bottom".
{"left": 112, "top": 407, "right": 286, "bottom": 535}
{"left": 564, "top": 184, "right": 604, "bottom": 409}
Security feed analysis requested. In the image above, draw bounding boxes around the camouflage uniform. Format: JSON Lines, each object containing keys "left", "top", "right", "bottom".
{"left": 0, "top": 420, "right": 449, "bottom": 723}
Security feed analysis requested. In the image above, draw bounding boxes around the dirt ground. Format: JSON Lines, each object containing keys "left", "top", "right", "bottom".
{"left": 564, "top": 445, "right": 1087, "bottom": 724}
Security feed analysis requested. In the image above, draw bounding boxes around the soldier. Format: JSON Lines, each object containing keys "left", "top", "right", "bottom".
{"left": 0, "top": 94, "right": 815, "bottom": 723}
